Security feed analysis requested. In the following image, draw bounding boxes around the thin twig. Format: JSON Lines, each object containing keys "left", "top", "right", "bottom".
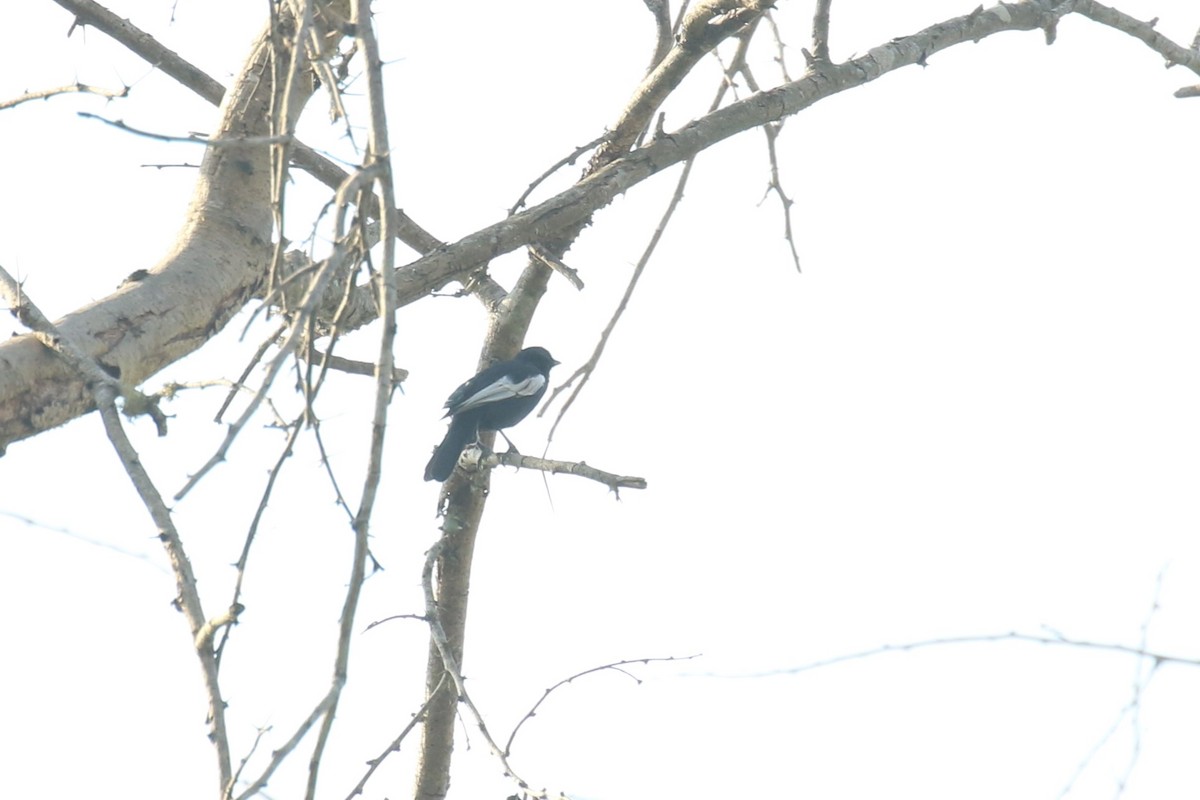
{"left": 213, "top": 417, "right": 305, "bottom": 667}
{"left": 344, "top": 674, "right": 448, "bottom": 800}
{"left": 0, "top": 81, "right": 129, "bottom": 110}
{"left": 228, "top": 725, "right": 272, "bottom": 800}
{"left": 0, "top": 265, "right": 233, "bottom": 792}
{"left": 176, "top": 165, "right": 381, "bottom": 500}
{"left": 232, "top": 692, "right": 337, "bottom": 800}
{"left": 304, "top": 1, "right": 401, "bottom": 796}
{"left": 262, "top": 0, "right": 314, "bottom": 326}
{"left": 303, "top": 346, "right": 409, "bottom": 381}
{"left": 0, "top": 510, "right": 163, "bottom": 569}
{"left": 77, "top": 111, "right": 293, "bottom": 146}
{"left": 765, "top": 11, "right": 794, "bottom": 83}
{"left": 1053, "top": 572, "right": 1169, "bottom": 800}
{"left": 311, "top": 419, "right": 357, "bottom": 523}
{"left": 504, "top": 655, "right": 700, "bottom": 758}
{"left": 364, "top": 613, "right": 428, "bottom": 631}
{"left": 543, "top": 31, "right": 756, "bottom": 439}
{"left": 508, "top": 132, "right": 610, "bottom": 215}
{"left": 1113, "top": 568, "right": 1170, "bottom": 793}
{"left": 740, "top": 631, "right": 1200, "bottom": 678}
{"left": 422, "top": 538, "right": 550, "bottom": 797}
{"left": 216, "top": 323, "right": 286, "bottom": 423}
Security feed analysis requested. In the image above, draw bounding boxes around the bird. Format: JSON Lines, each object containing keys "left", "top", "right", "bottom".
{"left": 423, "top": 346, "right": 560, "bottom": 482}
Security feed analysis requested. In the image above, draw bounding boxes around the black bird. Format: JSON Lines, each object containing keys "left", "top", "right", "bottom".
{"left": 423, "top": 346, "right": 560, "bottom": 482}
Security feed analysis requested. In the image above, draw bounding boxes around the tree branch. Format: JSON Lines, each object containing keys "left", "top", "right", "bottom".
{"left": 304, "top": 0, "right": 400, "bottom": 794}
{"left": 0, "top": 81, "right": 128, "bottom": 110}
{"left": 471, "top": 449, "right": 648, "bottom": 493}
{"left": 0, "top": 266, "right": 234, "bottom": 792}
{"left": 810, "top": 0, "right": 833, "bottom": 64}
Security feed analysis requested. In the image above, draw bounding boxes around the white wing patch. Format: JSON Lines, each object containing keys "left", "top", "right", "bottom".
{"left": 453, "top": 374, "right": 546, "bottom": 414}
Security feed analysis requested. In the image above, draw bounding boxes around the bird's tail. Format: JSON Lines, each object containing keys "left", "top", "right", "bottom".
{"left": 424, "top": 415, "right": 477, "bottom": 482}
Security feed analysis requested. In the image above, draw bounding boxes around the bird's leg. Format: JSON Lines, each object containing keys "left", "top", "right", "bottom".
{"left": 467, "top": 422, "right": 489, "bottom": 457}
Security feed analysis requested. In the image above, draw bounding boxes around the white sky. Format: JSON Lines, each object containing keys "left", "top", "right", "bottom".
{"left": 3, "top": 2, "right": 1200, "bottom": 799}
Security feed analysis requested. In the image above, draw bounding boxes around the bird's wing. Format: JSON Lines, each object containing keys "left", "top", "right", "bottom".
{"left": 449, "top": 373, "right": 547, "bottom": 415}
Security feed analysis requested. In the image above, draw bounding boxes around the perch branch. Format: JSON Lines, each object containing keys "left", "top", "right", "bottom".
{"left": 304, "top": 1, "right": 401, "bottom": 795}
{"left": 473, "top": 450, "right": 647, "bottom": 493}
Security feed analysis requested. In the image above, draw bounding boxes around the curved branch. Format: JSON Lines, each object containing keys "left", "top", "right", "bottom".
{"left": 0, "top": 2, "right": 350, "bottom": 452}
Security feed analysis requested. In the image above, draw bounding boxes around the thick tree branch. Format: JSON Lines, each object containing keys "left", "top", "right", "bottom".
{"left": 0, "top": 1, "right": 349, "bottom": 452}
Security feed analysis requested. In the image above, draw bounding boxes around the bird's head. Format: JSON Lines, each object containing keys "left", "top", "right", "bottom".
{"left": 518, "top": 346, "right": 560, "bottom": 371}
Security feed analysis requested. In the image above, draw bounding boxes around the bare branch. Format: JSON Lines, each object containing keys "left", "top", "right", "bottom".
{"left": 504, "top": 655, "right": 700, "bottom": 758}
{"left": 312, "top": 418, "right": 357, "bottom": 523}
{"left": 175, "top": 164, "right": 379, "bottom": 500}
{"left": 0, "top": 266, "right": 233, "bottom": 792}
{"left": 0, "top": 81, "right": 128, "bottom": 110}
{"left": 57, "top": 0, "right": 225, "bottom": 103}
{"left": 304, "top": 2, "right": 402, "bottom": 795}
{"left": 1074, "top": 0, "right": 1200, "bottom": 68}
{"left": 756, "top": 119, "right": 802, "bottom": 271}
{"left": 508, "top": 132, "right": 610, "bottom": 215}
{"left": 593, "top": 0, "right": 771, "bottom": 165}
{"left": 78, "top": 111, "right": 294, "bottom": 146}
{"left": 642, "top": 0, "right": 674, "bottom": 75}
{"left": 16, "top": 0, "right": 1176, "bottom": 453}
{"left": 811, "top": 0, "right": 833, "bottom": 64}
{"left": 232, "top": 692, "right": 337, "bottom": 800}
{"left": 213, "top": 418, "right": 304, "bottom": 667}
{"left": 344, "top": 674, "right": 447, "bottom": 800}
{"left": 475, "top": 450, "right": 647, "bottom": 493}
{"left": 748, "top": 631, "right": 1200, "bottom": 677}
{"left": 302, "top": 347, "right": 409, "bottom": 382}
{"left": 544, "top": 29, "right": 754, "bottom": 439}
{"left": 52, "top": 0, "right": 444, "bottom": 264}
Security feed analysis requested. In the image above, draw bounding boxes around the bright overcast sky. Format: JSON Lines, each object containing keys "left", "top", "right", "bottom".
{"left": 3, "top": 2, "right": 1200, "bottom": 799}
